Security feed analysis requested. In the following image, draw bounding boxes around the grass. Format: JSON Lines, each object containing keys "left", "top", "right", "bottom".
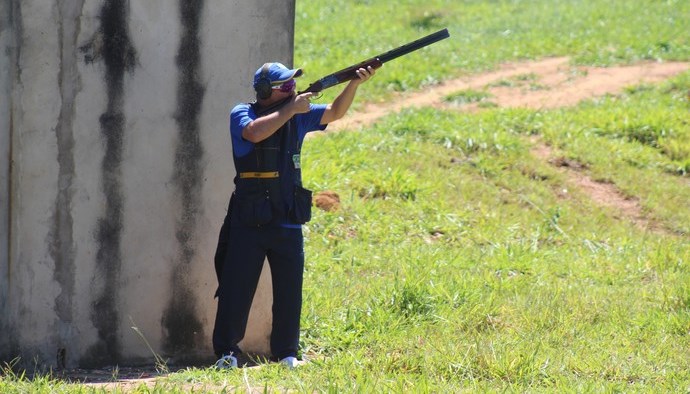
{"left": 444, "top": 89, "right": 493, "bottom": 106}
{"left": 298, "top": 74, "right": 690, "bottom": 392}
{"left": 3, "top": 0, "right": 690, "bottom": 392}
{"left": 294, "top": 0, "right": 690, "bottom": 104}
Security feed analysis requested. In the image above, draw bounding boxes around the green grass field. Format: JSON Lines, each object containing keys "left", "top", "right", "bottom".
{"left": 3, "top": 0, "right": 689, "bottom": 392}
{"left": 295, "top": 0, "right": 690, "bottom": 103}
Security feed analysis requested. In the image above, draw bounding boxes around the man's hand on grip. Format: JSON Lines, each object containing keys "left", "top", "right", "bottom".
{"left": 290, "top": 92, "right": 313, "bottom": 114}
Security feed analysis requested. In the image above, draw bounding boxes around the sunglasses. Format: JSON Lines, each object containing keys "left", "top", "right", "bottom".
{"left": 273, "top": 78, "right": 296, "bottom": 93}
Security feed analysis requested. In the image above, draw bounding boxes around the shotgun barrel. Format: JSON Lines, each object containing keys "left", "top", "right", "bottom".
{"left": 298, "top": 28, "right": 450, "bottom": 94}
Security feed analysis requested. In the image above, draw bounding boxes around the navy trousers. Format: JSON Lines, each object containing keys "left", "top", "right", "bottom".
{"left": 212, "top": 219, "right": 304, "bottom": 360}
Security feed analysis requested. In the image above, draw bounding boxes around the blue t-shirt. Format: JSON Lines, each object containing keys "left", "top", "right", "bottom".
{"left": 229, "top": 103, "right": 328, "bottom": 158}
{"left": 229, "top": 102, "right": 328, "bottom": 228}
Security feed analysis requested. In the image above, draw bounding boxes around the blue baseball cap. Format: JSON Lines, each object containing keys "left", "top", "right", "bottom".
{"left": 253, "top": 62, "right": 303, "bottom": 89}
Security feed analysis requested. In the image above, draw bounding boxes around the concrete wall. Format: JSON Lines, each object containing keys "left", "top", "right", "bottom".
{"left": 0, "top": 0, "right": 295, "bottom": 369}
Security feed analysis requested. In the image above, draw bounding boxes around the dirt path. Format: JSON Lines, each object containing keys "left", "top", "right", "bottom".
{"left": 329, "top": 57, "right": 689, "bottom": 232}
{"left": 331, "top": 57, "right": 689, "bottom": 130}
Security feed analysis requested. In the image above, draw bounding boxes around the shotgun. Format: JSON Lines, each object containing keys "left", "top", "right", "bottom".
{"left": 254, "top": 29, "right": 450, "bottom": 116}
{"left": 298, "top": 28, "right": 450, "bottom": 94}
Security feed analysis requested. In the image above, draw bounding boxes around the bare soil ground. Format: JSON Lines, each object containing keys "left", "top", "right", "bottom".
{"left": 73, "top": 57, "right": 689, "bottom": 389}
{"left": 331, "top": 57, "right": 689, "bottom": 130}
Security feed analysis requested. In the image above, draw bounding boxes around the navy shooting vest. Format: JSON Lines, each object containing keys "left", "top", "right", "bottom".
{"left": 231, "top": 103, "right": 312, "bottom": 227}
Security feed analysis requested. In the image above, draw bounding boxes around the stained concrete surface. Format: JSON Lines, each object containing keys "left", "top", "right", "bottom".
{"left": 0, "top": 0, "right": 295, "bottom": 368}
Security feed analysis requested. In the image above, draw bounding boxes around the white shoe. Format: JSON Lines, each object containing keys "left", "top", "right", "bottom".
{"left": 280, "top": 356, "right": 299, "bottom": 369}
{"left": 215, "top": 354, "right": 238, "bottom": 369}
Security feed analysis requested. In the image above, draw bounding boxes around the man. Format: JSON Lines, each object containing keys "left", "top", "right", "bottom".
{"left": 213, "top": 62, "right": 374, "bottom": 369}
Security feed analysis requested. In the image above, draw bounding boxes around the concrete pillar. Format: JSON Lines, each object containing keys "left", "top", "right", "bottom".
{"left": 0, "top": 0, "right": 295, "bottom": 369}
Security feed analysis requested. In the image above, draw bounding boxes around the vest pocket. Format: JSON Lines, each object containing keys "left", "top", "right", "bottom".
{"left": 236, "top": 191, "right": 273, "bottom": 226}
{"left": 289, "top": 185, "right": 313, "bottom": 224}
